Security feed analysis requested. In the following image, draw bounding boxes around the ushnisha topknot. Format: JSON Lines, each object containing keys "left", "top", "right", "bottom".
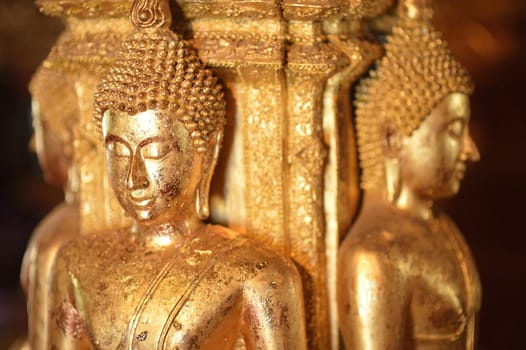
{"left": 94, "top": 0, "right": 226, "bottom": 152}
{"left": 355, "top": 0, "right": 474, "bottom": 191}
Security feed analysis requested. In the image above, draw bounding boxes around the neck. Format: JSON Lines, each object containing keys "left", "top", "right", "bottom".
{"left": 132, "top": 212, "right": 203, "bottom": 249}
{"left": 394, "top": 184, "right": 434, "bottom": 220}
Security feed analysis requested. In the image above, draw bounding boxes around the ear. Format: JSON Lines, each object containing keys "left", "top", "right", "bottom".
{"left": 384, "top": 131, "right": 402, "bottom": 203}
{"left": 195, "top": 131, "right": 223, "bottom": 220}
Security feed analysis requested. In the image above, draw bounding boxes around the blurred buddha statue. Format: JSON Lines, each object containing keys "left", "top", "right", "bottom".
{"left": 47, "top": 1, "right": 306, "bottom": 349}
{"left": 338, "top": 0, "right": 482, "bottom": 349}
{"left": 21, "top": 62, "right": 80, "bottom": 350}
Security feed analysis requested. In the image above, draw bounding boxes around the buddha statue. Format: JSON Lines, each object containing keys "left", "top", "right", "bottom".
{"left": 338, "top": 0, "right": 482, "bottom": 349}
{"left": 21, "top": 63, "right": 80, "bottom": 350}
{"left": 47, "top": 1, "right": 307, "bottom": 349}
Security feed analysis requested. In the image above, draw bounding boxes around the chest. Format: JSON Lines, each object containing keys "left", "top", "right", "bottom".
{"left": 407, "top": 221, "right": 481, "bottom": 344}
{"left": 70, "top": 243, "right": 243, "bottom": 350}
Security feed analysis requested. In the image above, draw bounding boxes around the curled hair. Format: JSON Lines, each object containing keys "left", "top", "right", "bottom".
{"left": 355, "top": 21, "right": 473, "bottom": 190}
{"left": 94, "top": 29, "right": 226, "bottom": 152}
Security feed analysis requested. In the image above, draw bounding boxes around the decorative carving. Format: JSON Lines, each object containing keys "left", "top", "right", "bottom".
{"left": 21, "top": 43, "right": 81, "bottom": 350}
{"left": 191, "top": 31, "right": 283, "bottom": 67}
{"left": 36, "top": 0, "right": 132, "bottom": 18}
{"left": 24, "top": 1, "right": 400, "bottom": 349}
{"left": 180, "top": 0, "right": 280, "bottom": 19}
{"left": 47, "top": 1, "right": 307, "bottom": 348}
{"left": 130, "top": 0, "right": 171, "bottom": 29}
{"left": 39, "top": 8, "right": 135, "bottom": 234}
{"left": 350, "top": 0, "right": 394, "bottom": 19}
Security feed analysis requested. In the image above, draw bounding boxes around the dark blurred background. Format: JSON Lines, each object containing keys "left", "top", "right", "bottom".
{"left": 0, "top": 0, "right": 525, "bottom": 348}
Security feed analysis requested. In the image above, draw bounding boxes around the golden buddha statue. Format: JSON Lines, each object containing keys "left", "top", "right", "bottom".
{"left": 21, "top": 63, "right": 80, "bottom": 350}
{"left": 47, "top": 1, "right": 307, "bottom": 349}
{"left": 338, "top": 0, "right": 482, "bottom": 348}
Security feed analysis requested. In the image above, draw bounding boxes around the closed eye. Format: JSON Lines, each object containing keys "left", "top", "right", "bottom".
{"left": 105, "top": 136, "right": 131, "bottom": 158}
{"left": 140, "top": 142, "right": 173, "bottom": 160}
{"left": 447, "top": 119, "right": 465, "bottom": 138}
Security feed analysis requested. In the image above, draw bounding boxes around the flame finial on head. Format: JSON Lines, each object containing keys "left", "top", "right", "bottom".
{"left": 130, "top": 0, "right": 172, "bottom": 30}
{"left": 94, "top": 0, "right": 226, "bottom": 152}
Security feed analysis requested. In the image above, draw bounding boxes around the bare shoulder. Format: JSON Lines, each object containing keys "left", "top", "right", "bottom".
{"left": 345, "top": 205, "right": 431, "bottom": 252}
{"left": 54, "top": 228, "right": 128, "bottom": 276}
{"left": 22, "top": 204, "right": 79, "bottom": 268}
{"left": 21, "top": 203, "right": 79, "bottom": 292}
{"left": 339, "top": 228, "right": 400, "bottom": 279}
{"left": 340, "top": 224, "right": 400, "bottom": 266}
{"left": 339, "top": 215, "right": 425, "bottom": 278}
{"left": 209, "top": 225, "right": 301, "bottom": 282}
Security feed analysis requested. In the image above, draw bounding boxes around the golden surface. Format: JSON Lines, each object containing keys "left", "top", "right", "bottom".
{"left": 22, "top": 204, "right": 79, "bottom": 349}
{"left": 354, "top": 2, "right": 473, "bottom": 191}
{"left": 20, "top": 0, "right": 484, "bottom": 348}
{"left": 49, "top": 110, "right": 307, "bottom": 349}
{"left": 185, "top": 3, "right": 383, "bottom": 348}
{"left": 338, "top": 2, "right": 482, "bottom": 346}
{"left": 21, "top": 64, "right": 80, "bottom": 350}
{"left": 41, "top": 7, "right": 136, "bottom": 235}
{"left": 46, "top": 1, "right": 307, "bottom": 348}
{"left": 323, "top": 21, "right": 383, "bottom": 347}
{"left": 339, "top": 201, "right": 482, "bottom": 349}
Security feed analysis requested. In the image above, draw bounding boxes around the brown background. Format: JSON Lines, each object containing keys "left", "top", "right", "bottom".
{"left": 0, "top": 0, "right": 525, "bottom": 348}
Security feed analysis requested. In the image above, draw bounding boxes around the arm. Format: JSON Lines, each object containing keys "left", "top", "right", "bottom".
{"left": 47, "top": 251, "right": 93, "bottom": 350}
{"left": 338, "top": 244, "right": 409, "bottom": 350}
{"left": 25, "top": 204, "right": 80, "bottom": 349}
{"left": 241, "top": 257, "right": 307, "bottom": 350}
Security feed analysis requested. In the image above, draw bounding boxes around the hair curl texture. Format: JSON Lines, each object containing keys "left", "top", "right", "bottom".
{"left": 94, "top": 29, "right": 226, "bottom": 152}
{"left": 355, "top": 20, "right": 474, "bottom": 191}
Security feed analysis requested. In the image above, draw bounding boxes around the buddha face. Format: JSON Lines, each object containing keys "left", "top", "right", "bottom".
{"left": 102, "top": 110, "right": 199, "bottom": 224}
{"left": 398, "top": 93, "right": 480, "bottom": 199}
{"left": 31, "top": 98, "right": 71, "bottom": 186}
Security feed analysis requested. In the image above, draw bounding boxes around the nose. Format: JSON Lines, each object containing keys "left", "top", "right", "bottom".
{"left": 460, "top": 132, "right": 480, "bottom": 163}
{"left": 126, "top": 151, "right": 149, "bottom": 190}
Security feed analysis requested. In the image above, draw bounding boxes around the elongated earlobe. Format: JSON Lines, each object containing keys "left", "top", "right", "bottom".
{"left": 385, "top": 157, "right": 401, "bottom": 203}
{"left": 195, "top": 132, "right": 222, "bottom": 220}
{"left": 384, "top": 132, "right": 402, "bottom": 203}
{"left": 195, "top": 186, "right": 209, "bottom": 220}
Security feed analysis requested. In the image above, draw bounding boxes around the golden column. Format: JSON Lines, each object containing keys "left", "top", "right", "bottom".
{"left": 28, "top": 0, "right": 394, "bottom": 348}
{"left": 36, "top": 0, "right": 135, "bottom": 234}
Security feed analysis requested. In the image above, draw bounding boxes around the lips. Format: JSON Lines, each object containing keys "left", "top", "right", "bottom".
{"left": 453, "top": 164, "right": 466, "bottom": 179}
{"left": 129, "top": 195, "right": 155, "bottom": 209}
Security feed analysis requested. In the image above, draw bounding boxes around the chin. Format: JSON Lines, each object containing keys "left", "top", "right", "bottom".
{"left": 435, "top": 183, "right": 461, "bottom": 199}
{"left": 132, "top": 208, "right": 159, "bottom": 223}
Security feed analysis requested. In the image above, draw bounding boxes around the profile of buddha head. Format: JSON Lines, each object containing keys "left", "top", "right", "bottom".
{"left": 355, "top": 0, "right": 479, "bottom": 204}
{"left": 29, "top": 64, "right": 78, "bottom": 187}
{"left": 94, "top": 0, "right": 226, "bottom": 226}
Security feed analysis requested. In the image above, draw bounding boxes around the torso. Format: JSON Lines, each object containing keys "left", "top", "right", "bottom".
{"left": 403, "top": 213, "right": 481, "bottom": 349}
{"left": 342, "top": 204, "right": 481, "bottom": 349}
{"left": 52, "top": 225, "right": 294, "bottom": 350}
{"left": 23, "top": 202, "right": 79, "bottom": 349}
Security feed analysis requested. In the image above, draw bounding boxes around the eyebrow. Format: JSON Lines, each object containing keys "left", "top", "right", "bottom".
{"left": 448, "top": 116, "right": 467, "bottom": 123}
{"left": 104, "top": 134, "right": 127, "bottom": 145}
{"left": 138, "top": 136, "right": 169, "bottom": 148}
